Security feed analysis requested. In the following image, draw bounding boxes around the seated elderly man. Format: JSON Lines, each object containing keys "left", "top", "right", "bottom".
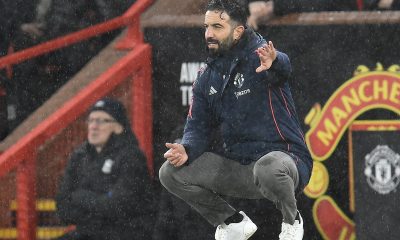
{"left": 56, "top": 98, "right": 154, "bottom": 240}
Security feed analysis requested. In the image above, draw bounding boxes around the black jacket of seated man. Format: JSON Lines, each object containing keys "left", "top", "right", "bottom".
{"left": 56, "top": 98, "right": 155, "bottom": 240}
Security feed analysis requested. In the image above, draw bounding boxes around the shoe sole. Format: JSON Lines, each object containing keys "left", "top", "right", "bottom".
{"left": 244, "top": 224, "right": 257, "bottom": 239}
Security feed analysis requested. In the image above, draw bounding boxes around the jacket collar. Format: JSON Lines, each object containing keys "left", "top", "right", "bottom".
{"left": 206, "top": 28, "right": 264, "bottom": 66}
{"left": 205, "top": 29, "right": 264, "bottom": 94}
{"left": 86, "top": 131, "right": 138, "bottom": 157}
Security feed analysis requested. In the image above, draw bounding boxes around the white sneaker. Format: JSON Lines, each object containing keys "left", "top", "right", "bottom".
{"left": 215, "top": 211, "right": 258, "bottom": 240}
{"left": 279, "top": 211, "right": 304, "bottom": 240}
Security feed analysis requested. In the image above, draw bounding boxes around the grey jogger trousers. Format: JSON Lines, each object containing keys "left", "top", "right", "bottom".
{"left": 159, "top": 151, "right": 299, "bottom": 226}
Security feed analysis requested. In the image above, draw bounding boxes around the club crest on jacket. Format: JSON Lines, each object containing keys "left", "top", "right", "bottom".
{"left": 102, "top": 159, "right": 115, "bottom": 174}
{"left": 234, "top": 73, "right": 245, "bottom": 88}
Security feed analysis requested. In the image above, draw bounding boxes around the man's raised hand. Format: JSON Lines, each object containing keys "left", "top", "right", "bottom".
{"left": 255, "top": 41, "right": 277, "bottom": 73}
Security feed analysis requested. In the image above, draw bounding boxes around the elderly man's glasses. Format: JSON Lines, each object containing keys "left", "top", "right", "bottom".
{"left": 87, "top": 118, "right": 116, "bottom": 125}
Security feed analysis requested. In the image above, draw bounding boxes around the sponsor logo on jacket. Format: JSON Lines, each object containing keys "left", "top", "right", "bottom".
{"left": 234, "top": 89, "right": 251, "bottom": 98}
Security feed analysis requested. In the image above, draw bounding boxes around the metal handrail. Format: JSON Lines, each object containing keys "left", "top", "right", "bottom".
{"left": 0, "top": 0, "right": 152, "bottom": 69}
{"left": 0, "top": 1, "right": 154, "bottom": 239}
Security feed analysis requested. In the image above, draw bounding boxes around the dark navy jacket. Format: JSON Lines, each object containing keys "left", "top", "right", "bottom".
{"left": 181, "top": 29, "right": 313, "bottom": 189}
{"left": 56, "top": 133, "right": 155, "bottom": 238}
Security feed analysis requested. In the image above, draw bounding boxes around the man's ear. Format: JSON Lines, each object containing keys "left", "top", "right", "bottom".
{"left": 113, "top": 123, "right": 123, "bottom": 134}
{"left": 234, "top": 25, "right": 245, "bottom": 40}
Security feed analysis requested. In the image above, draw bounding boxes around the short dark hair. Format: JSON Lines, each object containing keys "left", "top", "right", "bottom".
{"left": 206, "top": 0, "right": 249, "bottom": 27}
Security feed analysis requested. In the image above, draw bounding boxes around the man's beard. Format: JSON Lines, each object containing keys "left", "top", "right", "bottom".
{"left": 205, "top": 35, "right": 235, "bottom": 57}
